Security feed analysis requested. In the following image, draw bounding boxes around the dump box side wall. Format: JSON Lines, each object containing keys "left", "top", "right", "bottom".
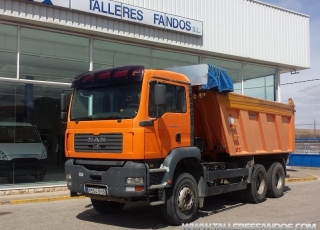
{"left": 193, "top": 89, "right": 295, "bottom": 157}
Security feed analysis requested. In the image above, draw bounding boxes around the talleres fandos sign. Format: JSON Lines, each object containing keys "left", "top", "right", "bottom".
{"left": 24, "top": 0, "right": 203, "bottom": 36}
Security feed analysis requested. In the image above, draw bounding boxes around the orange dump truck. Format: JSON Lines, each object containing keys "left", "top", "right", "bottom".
{"left": 61, "top": 64, "right": 295, "bottom": 225}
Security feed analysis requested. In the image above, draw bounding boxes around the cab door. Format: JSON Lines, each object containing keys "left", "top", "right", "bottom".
{"left": 144, "top": 80, "right": 191, "bottom": 159}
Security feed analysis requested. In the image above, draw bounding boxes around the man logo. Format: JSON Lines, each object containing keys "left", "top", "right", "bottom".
{"left": 88, "top": 137, "right": 106, "bottom": 143}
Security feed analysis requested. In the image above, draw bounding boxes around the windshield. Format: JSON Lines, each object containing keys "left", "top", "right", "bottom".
{"left": 70, "top": 83, "right": 142, "bottom": 121}
{"left": 0, "top": 126, "right": 41, "bottom": 143}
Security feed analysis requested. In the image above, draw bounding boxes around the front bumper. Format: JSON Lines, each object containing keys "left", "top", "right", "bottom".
{"left": 65, "top": 159, "right": 147, "bottom": 197}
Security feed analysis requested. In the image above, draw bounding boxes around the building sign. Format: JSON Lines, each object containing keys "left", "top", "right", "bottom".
{"left": 25, "top": 0, "right": 69, "bottom": 8}
{"left": 71, "top": 0, "right": 203, "bottom": 36}
{"left": 23, "top": 0, "right": 203, "bottom": 36}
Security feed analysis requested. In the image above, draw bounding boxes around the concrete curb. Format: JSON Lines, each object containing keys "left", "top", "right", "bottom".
{"left": 285, "top": 174, "right": 318, "bottom": 183}
{"left": 0, "top": 185, "right": 68, "bottom": 196}
{"left": 0, "top": 195, "right": 85, "bottom": 206}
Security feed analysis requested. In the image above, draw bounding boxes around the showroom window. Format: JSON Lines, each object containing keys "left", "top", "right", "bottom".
{"left": 93, "top": 40, "right": 152, "bottom": 70}
{"left": 243, "top": 64, "right": 276, "bottom": 100}
{"left": 0, "top": 81, "right": 69, "bottom": 187}
{"left": 19, "top": 28, "right": 90, "bottom": 83}
{"left": 0, "top": 23, "right": 17, "bottom": 79}
{"left": 152, "top": 49, "right": 199, "bottom": 69}
{"left": 93, "top": 40, "right": 199, "bottom": 71}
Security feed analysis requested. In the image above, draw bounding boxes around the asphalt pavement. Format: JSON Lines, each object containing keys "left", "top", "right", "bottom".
{"left": 0, "top": 166, "right": 318, "bottom": 206}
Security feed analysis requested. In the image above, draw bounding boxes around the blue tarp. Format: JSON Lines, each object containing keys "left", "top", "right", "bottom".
{"left": 201, "top": 65, "right": 234, "bottom": 92}
{"left": 166, "top": 64, "right": 234, "bottom": 93}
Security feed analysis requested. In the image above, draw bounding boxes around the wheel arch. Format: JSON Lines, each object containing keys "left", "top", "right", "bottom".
{"left": 161, "top": 147, "right": 205, "bottom": 196}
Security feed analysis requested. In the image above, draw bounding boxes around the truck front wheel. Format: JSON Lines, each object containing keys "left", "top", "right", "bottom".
{"left": 243, "top": 164, "right": 267, "bottom": 203}
{"left": 266, "top": 162, "right": 285, "bottom": 198}
{"left": 161, "top": 173, "right": 199, "bottom": 225}
{"left": 91, "top": 199, "right": 125, "bottom": 214}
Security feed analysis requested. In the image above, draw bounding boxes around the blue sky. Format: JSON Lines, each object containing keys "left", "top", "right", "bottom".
{"left": 261, "top": 0, "right": 320, "bottom": 129}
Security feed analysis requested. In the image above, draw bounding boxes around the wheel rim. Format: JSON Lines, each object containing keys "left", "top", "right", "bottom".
{"left": 177, "top": 185, "right": 195, "bottom": 212}
{"left": 275, "top": 170, "right": 283, "bottom": 189}
{"left": 256, "top": 172, "right": 266, "bottom": 194}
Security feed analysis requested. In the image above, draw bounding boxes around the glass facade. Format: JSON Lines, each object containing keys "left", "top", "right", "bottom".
{"left": 93, "top": 40, "right": 152, "bottom": 70}
{"left": 0, "top": 22, "right": 277, "bottom": 188}
{"left": 242, "top": 64, "right": 276, "bottom": 100}
{"left": 20, "top": 28, "right": 90, "bottom": 83}
{"left": 0, "top": 81, "right": 68, "bottom": 186}
{"left": 0, "top": 24, "right": 17, "bottom": 79}
{"left": 93, "top": 40, "right": 199, "bottom": 70}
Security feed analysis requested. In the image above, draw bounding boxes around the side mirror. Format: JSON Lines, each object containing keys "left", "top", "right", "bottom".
{"left": 154, "top": 84, "right": 166, "bottom": 106}
{"left": 61, "top": 93, "right": 67, "bottom": 122}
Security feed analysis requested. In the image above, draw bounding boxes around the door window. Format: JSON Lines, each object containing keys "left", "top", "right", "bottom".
{"left": 148, "top": 81, "right": 186, "bottom": 118}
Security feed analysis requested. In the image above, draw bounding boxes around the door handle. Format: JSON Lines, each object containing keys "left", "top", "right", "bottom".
{"left": 175, "top": 132, "right": 181, "bottom": 142}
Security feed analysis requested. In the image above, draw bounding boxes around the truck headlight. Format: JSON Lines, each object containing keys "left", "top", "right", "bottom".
{"left": 40, "top": 149, "right": 47, "bottom": 159}
{"left": 0, "top": 150, "right": 8, "bottom": 161}
{"left": 126, "top": 177, "right": 144, "bottom": 184}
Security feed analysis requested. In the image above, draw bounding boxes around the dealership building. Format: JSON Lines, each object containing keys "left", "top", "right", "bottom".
{"left": 0, "top": 0, "right": 310, "bottom": 190}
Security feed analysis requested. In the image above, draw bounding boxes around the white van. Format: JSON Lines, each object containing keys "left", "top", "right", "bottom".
{"left": 0, "top": 122, "right": 47, "bottom": 182}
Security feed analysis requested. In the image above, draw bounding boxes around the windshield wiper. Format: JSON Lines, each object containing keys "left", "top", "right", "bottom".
{"left": 71, "top": 117, "right": 94, "bottom": 124}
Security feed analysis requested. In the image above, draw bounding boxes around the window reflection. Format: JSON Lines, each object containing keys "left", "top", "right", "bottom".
{"left": 243, "top": 64, "right": 275, "bottom": 100}
{"left": 152, "top": 49, "right": 198, "bottom": 68}
{"left": 19, "top": 27, "right": 90, "bottom": 83}
{"left": 148, "top": 81, "right": 187, "bottom": 118}
{"left": 0, "top": 24, "right": 17, "bottom": 79}
{"left": 0, "top": 82, "right": 69, "bottom": 186}
{"left": 93, "top": 40, "right": 151, "bottom": 69}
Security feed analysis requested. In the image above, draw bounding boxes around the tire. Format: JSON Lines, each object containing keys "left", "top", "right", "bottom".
{"left": 266, "top": 162, "right": 285, "bottom": 198}
{"left": 161, "top": 173, "right": 199, "bottom": 225}
{"left": 91, "top": 199, "right": 125, "bottom": 214}
{"left": 243, "top": 164, "right": 267, "bottom": 203}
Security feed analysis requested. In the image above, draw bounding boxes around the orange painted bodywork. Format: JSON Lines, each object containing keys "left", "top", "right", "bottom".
{"left": 65, "top": 69, "right": 295, "bottom": 161}
{"left": 193, "top": 87, "right": 295, "bottom": 158}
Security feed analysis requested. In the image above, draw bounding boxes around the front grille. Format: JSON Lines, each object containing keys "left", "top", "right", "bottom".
{"left": 150, "top": 172, "right": 165, "bottom": 186}
{"left": 74, "top": 133, "right": 122, "bottom": 153}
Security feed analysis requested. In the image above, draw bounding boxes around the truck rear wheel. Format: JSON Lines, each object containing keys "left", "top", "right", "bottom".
{"left": 244, "top": 164, "right": 267, "bottom": 203}
{"left": 91, "top": 199, "right": 125, "bottom": 214}
{"left": 161, "top": 173, "right": 199, "bottom": 225}
{"left": 266, "top": 162, "right": 285, "bottom": 198}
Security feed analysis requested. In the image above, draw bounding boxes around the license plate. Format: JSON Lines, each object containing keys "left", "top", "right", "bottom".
{"left": 86, "top": 187, "right": 107, "bottom": 195}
